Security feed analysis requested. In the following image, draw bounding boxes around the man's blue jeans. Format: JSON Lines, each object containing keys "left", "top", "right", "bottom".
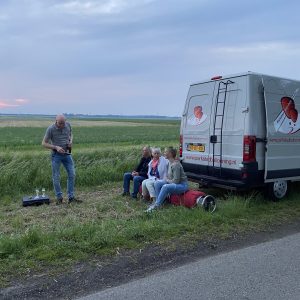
{"left": 51, "top": 153, "right": 75, "bottom": 200}
{"left": 123, "top": 172, "right": 146, "bottom": 197}
{"left": 154, "top": 180, "right": 189, "bottom": 207}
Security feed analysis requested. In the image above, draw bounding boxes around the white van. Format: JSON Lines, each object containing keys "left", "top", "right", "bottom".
{"left": 180, "top": 72, "right": 300, "bottom": 199}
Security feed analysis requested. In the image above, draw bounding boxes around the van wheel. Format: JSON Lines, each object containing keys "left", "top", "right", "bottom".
{"left": 266, "top": 180, "right": 289, "bottom": 201}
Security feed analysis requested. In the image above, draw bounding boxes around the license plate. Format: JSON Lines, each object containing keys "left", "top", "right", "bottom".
{"left": 187, "top": 143, "right": 205, "bottom": 152}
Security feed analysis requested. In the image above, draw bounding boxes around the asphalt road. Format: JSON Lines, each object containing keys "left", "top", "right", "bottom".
{"left": 79, "top": 232, "right": 300, "bottom": 300}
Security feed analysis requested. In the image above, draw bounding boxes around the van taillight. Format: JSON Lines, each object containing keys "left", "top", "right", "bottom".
{"left": 243, "top": 135, "right": 256, "bottom": 162}
{"left": 179, "top": 135, "right": 183, "bottom": 157}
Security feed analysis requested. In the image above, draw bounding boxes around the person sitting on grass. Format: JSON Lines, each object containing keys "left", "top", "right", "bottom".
{"left": 142, "top": 147, "right": 169, "bottom": 203}
{"left": 146, "top": 147, "right": 188, "bottom": 212}
{"left": 122, "top": 146, "right": 152, "bottom": 199}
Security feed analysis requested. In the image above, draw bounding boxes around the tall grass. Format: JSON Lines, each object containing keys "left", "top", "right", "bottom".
{"left": 0, "top": 123, "right": 179, "bottom": 198}
{"left": 0, "top": 145, "right": 179, "bottom": 198}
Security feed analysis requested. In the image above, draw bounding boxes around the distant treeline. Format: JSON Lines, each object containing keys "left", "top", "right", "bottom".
{"left": 0, "top": 113, "right": 180, "bottom": 120}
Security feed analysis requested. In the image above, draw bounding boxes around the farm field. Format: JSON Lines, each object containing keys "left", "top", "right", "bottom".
{"left": 0, "top": 117, "right": 180, "bottom": 197}
{"left": 0, "top": 116, "right": 300, "bottom": 288}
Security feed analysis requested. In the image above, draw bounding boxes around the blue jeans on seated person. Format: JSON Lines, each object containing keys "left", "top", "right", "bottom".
{"left": 123, "top": 172, "right": 146, "bottom": 197}
{"left": 154, "top": 180, "right": 189, "bottom": 207}
{"left": 51, "top": 152, "right": 75, "bottom": 200}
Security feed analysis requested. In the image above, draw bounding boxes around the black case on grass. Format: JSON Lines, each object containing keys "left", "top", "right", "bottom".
{"left": 22, "top": 196, "right": 50, "bottom": 207}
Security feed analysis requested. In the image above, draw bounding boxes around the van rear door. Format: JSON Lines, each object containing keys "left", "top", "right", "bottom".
{"left": 208, "top": 77, "right": 247, "bottom": 177}
{"left": 262, "top": 76, "right": 300, "bottom": 181}
{"left": 181, "top": 81, "right": 216, "bottom": 174}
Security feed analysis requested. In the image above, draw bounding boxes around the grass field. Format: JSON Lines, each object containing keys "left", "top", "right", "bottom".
{"left": 0, "top": 118, "right": 180, "bottom": 197}
{"left": 0, "top": 116, "right": 300, "bottom": 287}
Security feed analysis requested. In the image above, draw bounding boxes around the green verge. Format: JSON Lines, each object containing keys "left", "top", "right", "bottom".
{"left": 0, "top": 184, "right": 300, "bottom": 287}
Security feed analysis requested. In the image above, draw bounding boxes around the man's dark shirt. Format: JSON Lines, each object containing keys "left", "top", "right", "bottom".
{"left": 135, "top": 157, "right": 151, "bottom": 178}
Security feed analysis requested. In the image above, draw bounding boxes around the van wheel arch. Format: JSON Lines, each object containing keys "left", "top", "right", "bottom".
{"left": 265, "top": 180, "right": 290, "bottom": 201}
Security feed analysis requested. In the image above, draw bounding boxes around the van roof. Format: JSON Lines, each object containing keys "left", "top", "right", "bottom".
{"left": 190, "top": 71, "right": 300, "bottom": 86}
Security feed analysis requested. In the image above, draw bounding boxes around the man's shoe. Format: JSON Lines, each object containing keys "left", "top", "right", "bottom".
{"left": 68, "top": 197, "right": 82, "bottom": 204}
{"left": 122, "top": 192, "right": 130, "bottom": 196}
{"left": 56, "top": 197, "right": 63, "bottom": 205}
{"left": 131, "top": 194, "right": 138, "bottom": 199}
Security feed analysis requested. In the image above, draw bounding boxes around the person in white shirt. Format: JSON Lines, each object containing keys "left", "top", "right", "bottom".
{"left": 141, "top": 148, "right": 169, "bottom": 203}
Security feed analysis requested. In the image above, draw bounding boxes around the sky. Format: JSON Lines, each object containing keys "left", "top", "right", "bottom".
{"left": 1, "top": 0, "right": 300, "bottom": 116}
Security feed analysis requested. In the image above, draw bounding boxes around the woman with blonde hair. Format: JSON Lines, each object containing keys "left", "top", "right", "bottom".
{"left": 146, "top": 147, "right": 188, "bottom": 212}
{"left": 142, "top": 147, "right": 169, "bottom": 202}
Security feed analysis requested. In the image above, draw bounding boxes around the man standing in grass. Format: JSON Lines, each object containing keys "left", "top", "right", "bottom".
{"left": 42, "top": 114, "right": 78, "bottom": 204}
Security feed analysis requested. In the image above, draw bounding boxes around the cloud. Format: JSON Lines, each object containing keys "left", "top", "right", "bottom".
{"left": 0, "top": 99, "right": 29, "bottom": 109}
{"left": 1, "top": 0, "right": 300, "bottom": 116}
{"left": 0, "top": 14, "right": 8, "bottom": 21}
{"left": 15, "top": 98, "right": 29, "bottom": 104}
{"left": 212, "top": 42, "right": 300, "bottom": 56}
{"left": 52, "top": 0, "right": 156, "bottom": 16}
{"left": 0, "top": 101, "right": 19, "bottom": 108}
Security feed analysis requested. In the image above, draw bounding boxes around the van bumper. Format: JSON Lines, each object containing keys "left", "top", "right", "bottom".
{"left": 183, "top": 162, "right": 264, "bottom": 190}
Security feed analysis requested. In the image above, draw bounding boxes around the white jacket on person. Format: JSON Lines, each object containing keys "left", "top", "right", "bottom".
{"left": 147, "top": 156, "right": 169, "bottom": 180}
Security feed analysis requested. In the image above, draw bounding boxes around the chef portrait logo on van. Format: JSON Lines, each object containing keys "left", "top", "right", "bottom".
{"left": 187, "top": 105, "right": 207, "bottom": 126}
{"left": 274, "top": 96, "right": 300, "bottom": 134}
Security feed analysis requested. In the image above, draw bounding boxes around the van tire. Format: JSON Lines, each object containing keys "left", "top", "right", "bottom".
{"left": 265, "top": 180, "right": 289, "bottom": 201}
